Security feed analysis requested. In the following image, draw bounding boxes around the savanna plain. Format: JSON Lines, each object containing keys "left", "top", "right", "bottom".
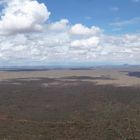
{"left": 0, "top": 67, "right": 140, "bottom": 139}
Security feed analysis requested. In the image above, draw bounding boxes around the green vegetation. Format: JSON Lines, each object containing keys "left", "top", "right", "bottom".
{"left": 0, "top": 77, "right": 140, "bottom": 139}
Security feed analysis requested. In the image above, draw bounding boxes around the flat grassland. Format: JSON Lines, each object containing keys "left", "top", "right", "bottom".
{"left": 0, "top": 67, "right": 140, "bottom": 139}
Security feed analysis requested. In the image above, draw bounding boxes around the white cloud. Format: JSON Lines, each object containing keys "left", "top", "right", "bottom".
{"left": 71, "top": 37, "right": 99, "bottom": 47}
{"left": 0, "top": 0, "right": 140, "bottom": 65}
{"left": 48, "top": 19, "right": 69, "bottom": 31}
{"left": 0, "top": 0, "right": 50, "bottom": 35}
{"left": 70, "top": 24, "right": 101, "bottom": 36}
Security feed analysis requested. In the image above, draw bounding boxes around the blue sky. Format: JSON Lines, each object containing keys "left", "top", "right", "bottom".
{"left": 0, "top": 0, "right": 139, "bottom": 66}
{"left": 39, "top": 0, "right": 140, "bottom": 34}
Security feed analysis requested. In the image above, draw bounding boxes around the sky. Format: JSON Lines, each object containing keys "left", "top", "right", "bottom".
{"left": 0, "top": 0, "right": 140, "bottom": 66}
{"left": 40, "top": 0, "right": 140, "bottom": 34}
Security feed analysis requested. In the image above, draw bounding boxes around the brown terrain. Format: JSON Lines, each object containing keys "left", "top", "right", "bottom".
{"left": 0, "top": 67, "right": 140, "bottom": 139}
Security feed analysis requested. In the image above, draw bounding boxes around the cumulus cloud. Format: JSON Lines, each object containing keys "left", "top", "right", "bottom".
{"left": 0, "top": 0, "right": 140, "bottom": 65}
{"left": 0, "top": 0, "right": 50, "bottom": 35}
{"left": 70, "top": 24, "right": 101, "bottom": 36}
{"left": 71, "top": 37, "right": 99, "bottom": 47}
{"left": 48, "top": 19, "right": 69, "bottom": 31}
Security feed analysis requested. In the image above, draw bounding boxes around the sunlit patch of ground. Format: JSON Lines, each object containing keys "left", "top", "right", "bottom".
{"left": 1, "top": 67, "right": 140, "bottom": 86}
